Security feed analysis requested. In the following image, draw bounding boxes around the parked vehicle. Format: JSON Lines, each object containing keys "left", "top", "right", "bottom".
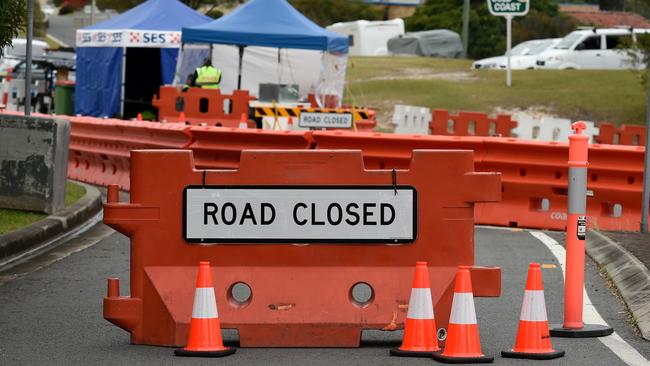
{"left": 472, "top": 38, "right": 561, "bottom": 70}
{"left": 0, "top": 38, "right": 48, "bottom": 78}
{"left": 327, "top": 19, "right": 404, "bottom": 56}
{"left": 536, "top": 27, "right": 650, "bottom": 70}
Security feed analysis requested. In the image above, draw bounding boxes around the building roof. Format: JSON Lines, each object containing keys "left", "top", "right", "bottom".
{"left": 564, "top": 10, "right": 650, "bottom": 28}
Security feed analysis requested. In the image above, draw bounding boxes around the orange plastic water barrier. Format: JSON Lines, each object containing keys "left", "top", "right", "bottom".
{"left": 595, "top": 122, "right": 646, "bottom": 146}
{"left": 152, "top": 86, "right": 254, "bottom": 127}
{"left": 431, "top": 109, "right": 517, "bottom": 137}
{"left": 103, "top": 149, "right": 501, "bottom": 347}
{"left": 67, "top": 117, "right": 192, "bottom": 189}
{"left": 310, "top": 131, "right": 646, "bottom": 231}
{"left": 188, "top": 126, "right": 315, "bottom": 169}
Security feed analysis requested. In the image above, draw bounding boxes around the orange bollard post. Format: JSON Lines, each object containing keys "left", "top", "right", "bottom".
{"left": 390, "top": 261, "right": 441, "bottom": 358}
{"left": 502, "top": 263, "right": 564, "bottom": 360}
{"left": 174, "top": 261, "right": 236, "bottom": 357}
{"left": 431, "top": 266, "right": 493, "bottom": 364}
{"left": 550, "top": 122, "right": 613, "bottom": 338}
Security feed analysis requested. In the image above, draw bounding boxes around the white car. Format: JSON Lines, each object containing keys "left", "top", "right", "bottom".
{"left": 536, "top": 27, "right": 650, "bottom": 69}
{"left": 0, "top": 38, "right": 48, "bottom": 78}
{"left": 472, "top": 38, "right": 561, "bottom": 70}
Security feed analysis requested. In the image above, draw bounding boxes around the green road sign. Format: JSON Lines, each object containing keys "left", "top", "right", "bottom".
{"left": 487, "top": 0, "right": 529, "bottom": 16}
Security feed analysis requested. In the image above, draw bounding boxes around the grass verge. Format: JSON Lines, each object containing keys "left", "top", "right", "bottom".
{"left": 0, "top": 181, "right": 86, "bottom": 234}
{"left": 344, "top": 56, "right": 645, "bottom": 127}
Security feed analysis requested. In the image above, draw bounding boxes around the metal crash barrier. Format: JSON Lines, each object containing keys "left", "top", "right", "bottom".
{"left": 103, "top": 149, "right": 501, "bottom": 347}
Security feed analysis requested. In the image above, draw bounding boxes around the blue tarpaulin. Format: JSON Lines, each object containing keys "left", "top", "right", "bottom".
{"left": 182, "top": 0, "right": 349, "bottom": 53}
{"left": 75, "top": 0, "right": 211, "bottom": 117}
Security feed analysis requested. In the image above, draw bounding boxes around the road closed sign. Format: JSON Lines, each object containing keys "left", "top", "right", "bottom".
{"left": 183, "top": 186, "right": 416, "bottom": 243}
{"left": 487, "top": 0, "right": 529, "bottom": 16}
{"left": 299, "top": 112, "right": 353, "bottom": 129}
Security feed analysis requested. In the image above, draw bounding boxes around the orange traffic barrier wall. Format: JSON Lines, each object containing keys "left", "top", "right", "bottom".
{"left": 67, "top": 117, "right": 192, "bottom": 189}
{"left": 152, "top": 86, "right": 254, "bottom": 127}
{"left": 431, "top": 109, "right": 517, "bottom": 137}
{"left": 311, "top": 130, "right": 646, "bottom": 231}
{"left": 594, "top": 122, "right": 646, "bottom": 146}
{"left": 188, "top": 126, "right": 315, "bottom": 169}
{"left": 102, "top": 149, "right": 501, "bottom": 347}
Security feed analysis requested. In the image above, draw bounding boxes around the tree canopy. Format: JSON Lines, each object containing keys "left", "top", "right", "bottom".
{"left": 289, "top": 0, "right": 383, "bottom": 27}
{"left": 0, "top": 0, "right": 27, "bottom": 56}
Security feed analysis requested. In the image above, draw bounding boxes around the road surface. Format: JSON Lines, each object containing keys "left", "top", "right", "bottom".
{"left": 0, "top": 225, "right": 649, "bottom": 365}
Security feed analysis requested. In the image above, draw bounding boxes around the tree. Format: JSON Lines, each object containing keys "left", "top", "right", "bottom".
{"left": 406, "top": 0, "right": 577, "bottom": 60}
{"left": 95, "top": 0, "right": 237, "bottom": 15}
{"left": 0, "top": 0, "right": 27, "bottom": 56}
{"left": 289, "top": 0, "right": 383, "bottom": 27}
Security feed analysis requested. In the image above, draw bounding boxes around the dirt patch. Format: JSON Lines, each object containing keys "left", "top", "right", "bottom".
{"left": 492, "top": 105, "right": 560, "bottom": 120}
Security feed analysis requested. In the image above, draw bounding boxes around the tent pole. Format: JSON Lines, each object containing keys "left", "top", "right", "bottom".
{"left": 237, "top": 45, "right": 245, "bottom": 90}
{"left": 173, "top": 43, "right": 184, "bottom": 86}
{"left": 120, "top": 47, "right": 126, "bottom": 118}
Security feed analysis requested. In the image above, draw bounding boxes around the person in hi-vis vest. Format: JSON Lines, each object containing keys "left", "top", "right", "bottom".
{"left": 191, "top": 58, "right": 222, "bottom": 89}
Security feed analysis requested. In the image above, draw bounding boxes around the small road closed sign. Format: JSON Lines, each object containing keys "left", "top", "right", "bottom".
{"left": 299, "top": 111, "right": 353, "bottom": 129}
{"left": 183, "top": 186, "right": 417, "bottom": 243}
{"left": 487, "top": 0, "right": 530, "bottom": 16}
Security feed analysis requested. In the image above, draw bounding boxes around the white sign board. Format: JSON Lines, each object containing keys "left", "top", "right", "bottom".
{"left": 183, "top": 186, "right": 417, "bottom": 243}
{"left": 487, "top": 0, "right": 529, "bottom": 16}
{"left": 299, "top": 112, "right": 353, "bottom": 129}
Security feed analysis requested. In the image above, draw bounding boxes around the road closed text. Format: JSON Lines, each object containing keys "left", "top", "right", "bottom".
{"left": 184, "top": 186, "right": 416, "bottom": 243}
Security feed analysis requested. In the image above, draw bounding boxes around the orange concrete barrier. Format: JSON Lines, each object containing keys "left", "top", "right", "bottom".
{"left": 153, "top": 86, "right": 254, "bottom": 127}
{"left": 431, "top": 109, "right": 517, "bottom": 137}
{"left": 188, "top": 126, "right": 315, "bottom": 169}
{"left": 102, "top": 149, "right": 501, "bottom": 347}
{"left": 594, "top": 122, "right": 646, "bottom": 146}
{"left": 67, "top": 117, "right": 192, "bottom": 189}
{"left": 311, "top": 130, "right": 646, "bottom": 231}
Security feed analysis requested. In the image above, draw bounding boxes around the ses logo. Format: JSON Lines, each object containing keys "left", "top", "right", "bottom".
{"left": 140, "top": 33, "right": 168, "bottom": 44}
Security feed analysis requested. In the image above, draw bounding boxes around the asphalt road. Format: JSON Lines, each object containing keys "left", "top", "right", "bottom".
{"left": 0, "top": 226, "right": 649, "bottom": 365}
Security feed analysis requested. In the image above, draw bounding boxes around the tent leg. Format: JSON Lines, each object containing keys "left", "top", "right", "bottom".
{"left": 173, "top": 43, "right": 184, "bottom": 86}
{"left": 120, "top": 47, "right": 126, "bottom": 118}
{"left": 237, "top": 45, "right": 245, "bottom": 90}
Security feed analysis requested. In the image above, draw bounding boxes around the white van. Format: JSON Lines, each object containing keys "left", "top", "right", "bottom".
{"left": 473, "top": 38, "right": 561, "bottom": 70}
{"left": 327, "top": 19, "right": 404, "bottom": 56}
{"left": 536, "top": 27, "right": 649, "bottom": 70}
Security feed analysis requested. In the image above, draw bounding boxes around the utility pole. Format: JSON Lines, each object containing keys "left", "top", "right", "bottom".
{"left": 25, "top": 0, "right": 34, "bottom": 116}
{"left": 462, "top": 0, "right": 470, "bottom": 58}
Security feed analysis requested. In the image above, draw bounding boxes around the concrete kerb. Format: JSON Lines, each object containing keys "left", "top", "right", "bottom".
{"left": 587, "top": 229, "right": 650, "bottom": 340}
{"left": 0, "top": 182, "right": 102, "bottom": 264}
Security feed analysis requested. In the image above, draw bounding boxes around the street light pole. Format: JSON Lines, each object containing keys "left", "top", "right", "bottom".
{"left": 25, "top": 0, "right": 34, "bottom": 116}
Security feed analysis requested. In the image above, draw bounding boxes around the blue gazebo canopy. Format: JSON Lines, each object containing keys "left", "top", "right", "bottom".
{"left": 182, "top": 0, "right": 349, "bottom": 53}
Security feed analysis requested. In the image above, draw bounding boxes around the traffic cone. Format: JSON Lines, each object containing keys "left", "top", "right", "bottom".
{"left": 287, "top": 116, "right": 294, "bottom": 130}
{"left": 136, "top": 113, "right": 143, "bottom": 121}
{"left": 238, "top": 113, "right": 248, "bottom": 129}
{"left": 175, "top": 261, "right": 236, "bottom": 357}
{"left": 502, "top": 263, "right": 565, "bottom": 360}
{"left": 432, "top": 266, "right": 493, "bottom": 364}
{"left": 390, "top": 261, "right": 441, "bottom": 358}
{"left": 179, "top": 112, "right": 186, "bottom": 123}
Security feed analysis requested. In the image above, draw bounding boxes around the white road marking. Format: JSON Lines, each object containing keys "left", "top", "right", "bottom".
{"left": 530, "top": 231, "right": 650, "bottom": 366}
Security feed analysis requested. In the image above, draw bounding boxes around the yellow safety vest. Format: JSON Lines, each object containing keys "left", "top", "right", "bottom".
{"left": 196, "top": 66, "right": 221, "bottom": 89}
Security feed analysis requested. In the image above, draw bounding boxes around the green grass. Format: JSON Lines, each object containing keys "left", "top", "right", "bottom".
{"left": 0, "top": 181, "right": 86, "bottom": 234}
{"left": 344, "top": 56, "right": 646, "bottom": 127}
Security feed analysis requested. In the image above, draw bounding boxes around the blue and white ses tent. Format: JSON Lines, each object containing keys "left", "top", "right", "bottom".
{"left": 75, "top": 0, "right": 211, "bottom": 118}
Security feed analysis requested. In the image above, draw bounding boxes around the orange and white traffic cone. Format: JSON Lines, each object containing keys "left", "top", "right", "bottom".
{"left": 502, "top": 263, "right": 565, "bottom": 360}
{"left": 238, "top": 112, "right": 248, "bottom": 129}
{"left": 136, "top": 113, "right": 143, "bottom": 121}
{"left": 175, "top": 261, "right": 236, "bottom": 357}
{"left": 179, "top": 112, "right": 186, "bottom": 123}
{"left": 390, "top": 261, "right": 441, "bottom": 357}
{"left": 287, "top": 116, "right": 294, "bottom": 130}
{"left": 432, "top": 266, "right": 493, "bottom": 364}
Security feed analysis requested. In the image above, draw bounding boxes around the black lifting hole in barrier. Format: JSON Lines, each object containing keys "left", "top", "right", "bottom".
{"left": 228, "top": 282, "right": 252, "bottom": 308}
{"left": 349, "top": 282, "right": 374, "bottom": 308}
